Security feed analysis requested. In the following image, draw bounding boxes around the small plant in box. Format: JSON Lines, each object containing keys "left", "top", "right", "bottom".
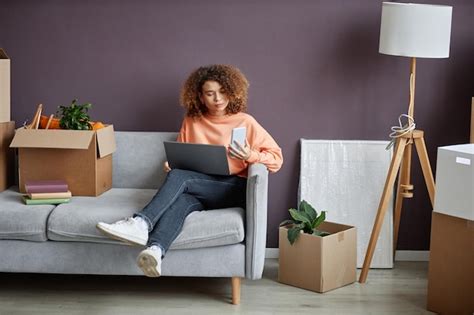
{"left": 279, "top": 200, "right": 330, "bottom": 245}
{"left": 56, "top": 99, "right": 93, "bottom": 130}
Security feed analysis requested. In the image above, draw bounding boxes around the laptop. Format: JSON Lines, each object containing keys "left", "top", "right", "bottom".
{"left": 163, "top": 141, "right": 231, "bottom": 176}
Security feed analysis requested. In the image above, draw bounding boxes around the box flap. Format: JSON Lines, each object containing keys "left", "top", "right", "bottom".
{"left": 0, "top": 48, "right": 9, "bottom": 59}
{"left": 10, "top": 128, "right": 94, "bottom": 149}
{"left": 96, "top": 125, "right": 116, "bottom": 158}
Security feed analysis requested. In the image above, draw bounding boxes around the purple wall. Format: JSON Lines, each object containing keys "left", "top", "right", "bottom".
{"left": 1, "top": 0, "right": 473, "bottom": 249}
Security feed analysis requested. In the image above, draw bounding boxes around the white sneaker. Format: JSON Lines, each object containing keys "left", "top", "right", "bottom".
{"left": 137, "top": 246, "right": 162, "bottom": 277}
{"left": 96, "top": 217, "right": 148, "bottom": 246}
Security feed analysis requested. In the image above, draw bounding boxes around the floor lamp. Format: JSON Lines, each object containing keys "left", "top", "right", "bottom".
{"left": 359, "top": 2, "right": 452, "bottom": 283}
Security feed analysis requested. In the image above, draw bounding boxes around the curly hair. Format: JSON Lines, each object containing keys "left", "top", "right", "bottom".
{"left": 180, "top": 64, "right": 249, "bottom": 118}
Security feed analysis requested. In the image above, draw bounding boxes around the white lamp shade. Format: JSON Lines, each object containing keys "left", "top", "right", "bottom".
{"left": 379, "top": 2, "right": 452, "bottom": 58}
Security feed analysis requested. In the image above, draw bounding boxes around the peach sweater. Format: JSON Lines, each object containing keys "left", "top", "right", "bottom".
{"left": 177, "top": 112, "right": 283, "bottom": 177}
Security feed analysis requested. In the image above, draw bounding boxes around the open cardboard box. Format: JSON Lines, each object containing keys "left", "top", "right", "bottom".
{"left": 278, "top": 221, "right": 357, "bottom": 293}
{"left": 10, "top": 125, "right": 116, "bottom": 196}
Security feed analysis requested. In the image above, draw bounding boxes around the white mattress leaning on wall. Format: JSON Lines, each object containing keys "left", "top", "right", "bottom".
{"left": 298, "top": 139, "right": 394, "bottom": 268}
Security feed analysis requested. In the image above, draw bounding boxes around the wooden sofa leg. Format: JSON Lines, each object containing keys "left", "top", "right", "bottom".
{"left": 231, "top": 277, "right": 241, "bottom": 305}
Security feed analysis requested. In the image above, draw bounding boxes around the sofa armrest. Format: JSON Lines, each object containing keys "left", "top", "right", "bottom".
{"left": 245, "top": 163, "right": 269, "bottom": 280}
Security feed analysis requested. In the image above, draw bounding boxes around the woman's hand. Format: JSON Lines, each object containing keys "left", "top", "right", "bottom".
{"left": 229, "top": 140, "right": 251, "bottom": 161}
{"left": 163, "top": 161, "right": 171, "bottom": 173}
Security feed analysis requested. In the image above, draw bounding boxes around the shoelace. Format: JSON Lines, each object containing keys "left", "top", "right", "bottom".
{"left": 116, "top": 217, "right": 135, "bottom": 225}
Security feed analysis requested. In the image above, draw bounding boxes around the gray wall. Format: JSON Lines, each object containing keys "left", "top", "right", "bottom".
{"left": 1, "top": 0, "right": 473, "bottom": 249}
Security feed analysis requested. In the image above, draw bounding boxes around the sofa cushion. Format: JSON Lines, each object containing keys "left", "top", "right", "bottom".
{"left": 171, "top": 206, "right": 245, "bottom": 250}
{"left": 113, "top": 132, "right": 178, "bottom": 189}
{"left": 47, "top": 188, "right": 245, "bottom": 249}
{"left": 0, "top": 187, "right": 56, "bottom": 242}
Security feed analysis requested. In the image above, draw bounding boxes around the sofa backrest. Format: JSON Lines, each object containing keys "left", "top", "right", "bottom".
{"left": 112, "top": 131, "right": 178, "bottom": 189}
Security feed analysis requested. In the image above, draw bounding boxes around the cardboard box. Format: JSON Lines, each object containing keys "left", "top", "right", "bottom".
{"left": 434, "top": 144, "right": 474, "bottom": 221}
{"left": 10, "top": 125, "right": 116, "bottom": 196}
{"left": 278, "top": 222, "right": 357, "bottom": 293}
{"left": 0, "top": 121, "right": 15, "bottom": 191}
{"left": 0, "top": 48, "right": 11, "bottom": 122}
{"left": 427, "top": 212, "right": 474, "bottom": 315}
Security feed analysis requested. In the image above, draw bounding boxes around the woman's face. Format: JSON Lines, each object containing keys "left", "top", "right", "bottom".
{"left": 199, "top": 80, "right": 229, "bottom": 116}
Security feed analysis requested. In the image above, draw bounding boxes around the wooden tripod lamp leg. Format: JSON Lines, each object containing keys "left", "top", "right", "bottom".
{"left": 359, "top": 137, "right": 408, "bottom": 283}
{"left": 393, "top": 143, "right": 414, "bottom": 255}
{"left": 413, "top": 131, "right": 436, "bottom": 205}
{"left": 393, "top": 146, "right": 408, "bottom": 255}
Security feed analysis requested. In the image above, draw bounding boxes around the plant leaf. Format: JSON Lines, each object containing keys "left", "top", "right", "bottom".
{"left": 287, "top": 226, "right": 302, "bottom": 245}
{"left": 312, "top": 210, "right": 326, "bottom": 229}
{"left": 312, "top": 229, "right": 330, "bottom": 237}
{"left": 302, "top": 223, "right": 313, "bottom": 234}
{"left": 300, "top": 200, "right": 317, "bottom": 222}
{"left": 279, "top": 219, "right": 294, "bottom": 227}
{"left": 289, "top": 208, "right": 311, "bottom": 225}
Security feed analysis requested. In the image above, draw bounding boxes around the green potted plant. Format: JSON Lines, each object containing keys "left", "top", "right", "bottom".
{"left": 56, "top": 99, "right": 92, "bottom": 130}
{"left": 278, "top": 200, "right": 357, "bottom": 293}
{"left": 279, "top": 200, "right": 329, "bottom": 244}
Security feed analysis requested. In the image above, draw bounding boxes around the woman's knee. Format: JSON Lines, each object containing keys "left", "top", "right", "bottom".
{"left": 179, "top": 193, "right": 200, "bottom": 204}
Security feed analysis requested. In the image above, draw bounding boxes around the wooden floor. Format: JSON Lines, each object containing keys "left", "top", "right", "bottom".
{"left": 0, "top": 259, "right": 433, "bottom": 314}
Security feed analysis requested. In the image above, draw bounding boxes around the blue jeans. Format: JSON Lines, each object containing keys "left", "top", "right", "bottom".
{"left": 135, "top": 169, "right": 247, "bottom": 256}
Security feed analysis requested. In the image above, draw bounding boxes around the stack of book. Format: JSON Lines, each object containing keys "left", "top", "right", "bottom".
{"left": 23, "top": 180, "right": 71, "bottom": 205}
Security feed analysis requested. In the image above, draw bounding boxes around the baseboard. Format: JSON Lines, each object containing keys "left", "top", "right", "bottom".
{"left": 266, "top": 249, "right": 430, "bottom": 261}
{"left": 394, "top": 250, "right": 430, "bottom": 261}
{"left": 265, "top": 248, "right": 279, "bottom": 259}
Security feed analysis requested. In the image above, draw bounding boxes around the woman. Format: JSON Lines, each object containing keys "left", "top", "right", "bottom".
{"left": 97, "top": 64, "right": 283, "bottom": 277}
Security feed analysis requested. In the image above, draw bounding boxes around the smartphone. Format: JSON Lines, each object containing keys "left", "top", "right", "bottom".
{"left": 231, "top": 127, "right": 247, "bottom": 147}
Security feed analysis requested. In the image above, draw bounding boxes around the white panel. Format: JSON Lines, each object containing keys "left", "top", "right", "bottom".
{"left": 299, "top": 139, "right": 393, "bottom": 268}
{"left": 434, "top": 144, "right": 474, "bottom": 221}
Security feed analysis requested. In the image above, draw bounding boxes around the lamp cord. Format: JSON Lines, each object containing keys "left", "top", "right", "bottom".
{"left": 386, "top": 114, "right": 416, "bottom": 150}
{"left": 386, "top": 73, "right": 416, "bottom": 150}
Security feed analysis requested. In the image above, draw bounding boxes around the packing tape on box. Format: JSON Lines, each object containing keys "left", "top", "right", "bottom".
{"left": 338, "top": 232, "right": 345, "bottom": 242}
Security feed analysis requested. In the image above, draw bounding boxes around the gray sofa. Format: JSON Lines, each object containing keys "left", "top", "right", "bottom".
{"left": 0, "top": 131, "right": 269, "bottom": 305}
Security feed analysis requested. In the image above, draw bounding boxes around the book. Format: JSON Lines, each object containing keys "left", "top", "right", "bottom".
{"left": 24, "top": 180, "right": 69, "bottom": 193}
{"left": 28, "top": 191, "right": 72, "bottom": 200}
{"left": 22, "top": 196, "right": 70, "bottom": 205}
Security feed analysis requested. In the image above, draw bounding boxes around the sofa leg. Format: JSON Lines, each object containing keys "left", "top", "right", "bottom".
{"left": 231, "top": 276, "right": 241, "bottom": 305}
